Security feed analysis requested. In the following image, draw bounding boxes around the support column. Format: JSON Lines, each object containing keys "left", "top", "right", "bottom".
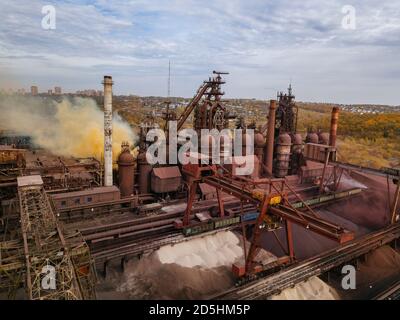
{"left": 391, "top": 179, "right": 400, "bottom": 224}
{"left": 183, "top": 181, "right": 198, "bottom": 226}
{"left": 245, "top": 196, "right": 270, "bottom": 275}
{"left": 264, "top": 100, "right": 277, "bottom": 176}
{"left": 329, "top": 107, "right": 339, "bottom": 161}
{"left": 216, "top": 188, "right": 225, "bottom": 218}
{"left": 285, "top": 220, "right": 295, "bottom": 261}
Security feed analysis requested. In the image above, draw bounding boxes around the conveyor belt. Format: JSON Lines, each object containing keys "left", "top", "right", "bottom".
{"left": 332, "top": 161, "right": 400, "bottom": 180}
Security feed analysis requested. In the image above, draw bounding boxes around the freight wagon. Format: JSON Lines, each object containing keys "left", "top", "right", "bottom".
{"left": 291, "top": 188, "right": 362, "bottom": 209}
{"left": 181, "top": 188, "right": 362, "bottom": 237}
{"left": 183, "top": 216, "right": 240, "bottom": 237}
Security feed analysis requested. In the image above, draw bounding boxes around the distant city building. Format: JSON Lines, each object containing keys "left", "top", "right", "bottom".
{"left": 76, "top": 89, "right": 103, "bottom": 96}
{"left": 54, "top": 86, "right": 62, "bottom": 95}
{"left": 17, "top": 88, "right": 26, "bottom": 95}
{"left": 48, "top": 89, "right": 53, "bottom": 95}
{"left": 31, "top": 86, "right": 38, "bottom": 96}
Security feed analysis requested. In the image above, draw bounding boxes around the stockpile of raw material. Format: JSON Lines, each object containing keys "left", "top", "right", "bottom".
{"left": 326, "top": 171, "right": 395, "bottom": 229}
{"left": 157, "top": 231, "right": 244, "bottom": 268}
{"left": 114, "top": 231, "right": 247, "bottom": 299}
{"left": 97, "top": 231, "right": 338, "bottom": 300}
{"left": 270, "top": 277, "right": 339, "bottom": 300}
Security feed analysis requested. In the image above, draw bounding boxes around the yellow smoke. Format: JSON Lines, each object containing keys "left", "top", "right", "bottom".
{"left": 0, "top": 95, "right": 136, "bottom": 162}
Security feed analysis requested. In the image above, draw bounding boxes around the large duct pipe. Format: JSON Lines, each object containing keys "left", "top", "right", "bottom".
{"left": 264, "top": 99, "right": 277, "bottom": 176}
{"left": 329, "top": 107, "right": 339, "bottom": 148}
{"left": 103, "top": 75, "right": 113, "bottom": 186}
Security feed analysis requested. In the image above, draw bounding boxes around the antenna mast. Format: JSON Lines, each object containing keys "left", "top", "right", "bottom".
{"left": 168, "top": 60, "right": 171, "bottom": 98}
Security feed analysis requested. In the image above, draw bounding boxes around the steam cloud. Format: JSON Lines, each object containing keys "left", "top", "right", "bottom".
{"left": 0, "top": 95, "right": 136, "bottom": 161}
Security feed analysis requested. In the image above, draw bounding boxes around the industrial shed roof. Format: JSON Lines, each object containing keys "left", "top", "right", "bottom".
{"left": 17, "top": 175, "right": 43, "bottom": 187}
{"left": 152, "top": 166, "right": 181, "bottom": 179}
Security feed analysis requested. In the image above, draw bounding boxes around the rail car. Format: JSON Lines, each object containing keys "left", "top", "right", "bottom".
{"left": 182, "top": 216, "right": 241, "bottom": 237}
{"left": 291, "top": 187, "right": 362, "bottom": 209}
{"left": 180, "top": 188, "right": 362, "bottom": 237}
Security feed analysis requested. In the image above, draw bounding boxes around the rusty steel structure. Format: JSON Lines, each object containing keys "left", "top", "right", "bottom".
{"left": 0, "top": 151, "right": 102, "bottom": 193}
{"left": 264, "top": 100, "right": 276, "bottom": 176}
{"left": 175, "top": 71, "right": 230, "bottom": 134}
{"left": 0, "top": 175, "right": 96, "bottom": 300}
{"left": 117, "top": 142, "right": 135, "bottom": 198}
{"left": 276, "top": 84, "right": 298, "bottom": 136}
{"left": 215, "top": 221, "right": 400, "bottom": 299}
{"left": 1, "top": 72, "right": 400, "bottom": 300}
{"left": 180, "top": 155, "right": 355, "bottom": 276}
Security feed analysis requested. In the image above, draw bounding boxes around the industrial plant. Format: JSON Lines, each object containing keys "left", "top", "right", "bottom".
{"left": 0, "top": 72, "right": 399, "bottom": 301}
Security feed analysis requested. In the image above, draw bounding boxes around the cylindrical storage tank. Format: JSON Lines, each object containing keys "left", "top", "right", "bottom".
{"left": 275, "top": 133, "right": 292, "bottom": 178}
{"left": 138, "top": 151, "right": 152, "bottom": 194}
{"left": 318, "top": 132, "right": 330, "bottom": 145}
{"left": 254, "top": 132, "right": 265, "bottom": 162}
{"left": 305, "top": 132, "right": 319, "bottom": 144}
{"left": 117, "top": 143, "right": 135, "bottom": 198}
{"left": 291, "top": 133, "right": 303, "bottom": 155}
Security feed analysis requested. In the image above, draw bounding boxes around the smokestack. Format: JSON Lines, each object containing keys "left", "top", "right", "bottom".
{"left": 265, "top": 100, "right": 277, "bottom": 176}
{"left": 329, "top": 107, "right": 339, "bottom": 148}
{"left": 103, "top": 75, "right": 113, "bottom": 187}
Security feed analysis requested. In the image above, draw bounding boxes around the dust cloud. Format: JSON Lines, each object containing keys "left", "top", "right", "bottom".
{"left": 0, "top": 95, "right": 136, "bottom": 161}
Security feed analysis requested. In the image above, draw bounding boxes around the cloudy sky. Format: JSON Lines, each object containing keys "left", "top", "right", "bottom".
{"left": 1, "top": 0, "right": 399, "bottom": 104}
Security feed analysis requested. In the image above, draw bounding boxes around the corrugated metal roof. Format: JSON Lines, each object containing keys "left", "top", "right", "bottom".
{"left": 17, "top": 175, "right": 43, "bottom": 187}
{"left": 152, "top": 166, "right": 181, "bottom": 179}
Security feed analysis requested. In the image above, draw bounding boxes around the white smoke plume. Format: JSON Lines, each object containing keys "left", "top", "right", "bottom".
{"left": 0, "top": 95, "right": 136, "bottom": 161}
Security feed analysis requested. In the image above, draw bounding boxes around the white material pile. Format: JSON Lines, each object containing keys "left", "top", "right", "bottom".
{"left": 157, "top": 231, "right": 244, "bottom": 268}
{"left": 270, "top": 276, "right": 339, "bottom": 300}
{"left": 97, "top": 230, "right": 339, "bottom": 300}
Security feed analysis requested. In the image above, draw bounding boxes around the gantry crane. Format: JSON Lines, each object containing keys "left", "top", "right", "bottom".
{"left": 181, "top": 156, "right": 355, "bottom": 278}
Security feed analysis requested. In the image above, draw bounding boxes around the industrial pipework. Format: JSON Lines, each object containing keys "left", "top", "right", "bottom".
{"left": 329, "top": 107, "right": 339, "bottom": 148}
{"left": 264, "top": 100, "right": 277, "bottom": 176}
{"left": 103, "top": 75, "right": 114, "bottom": 187}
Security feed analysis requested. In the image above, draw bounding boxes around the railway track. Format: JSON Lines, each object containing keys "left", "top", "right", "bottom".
{"left": 373, "top": 279, "right": 400, "bottom": 300}
{"left": 92, "top": 227, "right": 238, "bottom": 268}
{"left": 214, "top": 222, "right": 400, "bottom": 300}
{"left": 92, "top": 230, "right": 183, "bottom": 266}
{"left": 73, "top": 188, "right": 364, "bottom": 269}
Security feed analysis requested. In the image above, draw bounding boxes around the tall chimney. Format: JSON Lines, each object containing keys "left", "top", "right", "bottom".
{"left": 265, "top": 100, "right": 277, "bottom": 176}
{"left": 103, "top": 75, "right": 113, "bottom": 187}
{"left": 329, "top": 107, "right": 339, "bottom": 148}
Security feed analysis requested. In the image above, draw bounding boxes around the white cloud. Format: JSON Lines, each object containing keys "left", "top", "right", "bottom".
{"left": 0, "top": 0, "right": 399, "bottom": 104}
